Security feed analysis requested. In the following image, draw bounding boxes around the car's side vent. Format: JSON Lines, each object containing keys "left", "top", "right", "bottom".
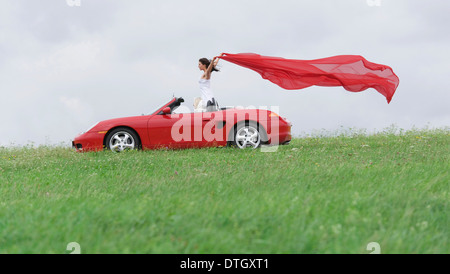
{"left": 217, "top": 121, "right": 226, "bottom": 129}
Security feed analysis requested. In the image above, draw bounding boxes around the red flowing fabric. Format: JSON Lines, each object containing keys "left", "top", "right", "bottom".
{"left": 219, "top": 53, "right": 399, "bottom": 103}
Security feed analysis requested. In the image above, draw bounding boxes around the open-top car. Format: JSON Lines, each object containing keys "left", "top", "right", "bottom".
{"left": 72, "top": 97, "right": 292, "bottom": 152}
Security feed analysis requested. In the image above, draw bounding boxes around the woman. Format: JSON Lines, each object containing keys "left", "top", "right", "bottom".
{"left": 198, "top": 55, "right": 222, "bottom": 112}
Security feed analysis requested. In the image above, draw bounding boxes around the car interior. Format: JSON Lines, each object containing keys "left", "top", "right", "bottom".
{"left": 157, "top": 97, "right": 230, "bottom": 115}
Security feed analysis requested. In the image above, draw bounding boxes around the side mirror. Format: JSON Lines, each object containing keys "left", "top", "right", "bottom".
{"left": 162, "top": 107, "right": 171, "bottom": 114}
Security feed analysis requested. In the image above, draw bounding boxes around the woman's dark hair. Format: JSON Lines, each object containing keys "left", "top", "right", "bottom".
{"left": 199, "top": 58, "right": 219, "bottom": 72}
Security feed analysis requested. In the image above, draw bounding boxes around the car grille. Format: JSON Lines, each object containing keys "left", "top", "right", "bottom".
{"left": 72, "top": 142, "right": 82, "bottom": 150}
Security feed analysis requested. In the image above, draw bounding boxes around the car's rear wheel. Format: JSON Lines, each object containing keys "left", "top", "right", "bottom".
{"left": 232, "top": 122, "right": 261, "bottom": 149}
{"left": 105, "top": 128, "right": 140, "bottom": 152}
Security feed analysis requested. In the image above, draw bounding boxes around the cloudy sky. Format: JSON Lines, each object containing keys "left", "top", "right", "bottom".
{"left": 1, "top": 0, "right": 449, "bottom": 146}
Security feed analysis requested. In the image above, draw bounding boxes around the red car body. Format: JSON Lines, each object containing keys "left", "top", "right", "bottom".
{"left": 72, "top": 97, "right": 292, "bottom": 152}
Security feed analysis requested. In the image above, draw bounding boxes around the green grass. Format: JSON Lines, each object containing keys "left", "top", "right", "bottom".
{"left": 0, "top": 128, "right": 448, "bottom": 254}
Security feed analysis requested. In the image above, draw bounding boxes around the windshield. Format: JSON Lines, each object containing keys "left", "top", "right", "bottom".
{"left": 150, "top": 97, "right": 184, "bottom": 115}
{"left": 149, "top": 102, "right": 167, "bottom": 115}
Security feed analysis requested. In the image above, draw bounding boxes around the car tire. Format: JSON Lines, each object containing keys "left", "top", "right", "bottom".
{"left": 231, "top": 122, "right": 262, "bottom": 149}
{"left": 105, "top": 127, "right": 140, "bottom": 152}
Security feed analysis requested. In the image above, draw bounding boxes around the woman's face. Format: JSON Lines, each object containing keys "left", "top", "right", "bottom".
{"left": 198, "top": 62, "right": 206, "bottom": 71}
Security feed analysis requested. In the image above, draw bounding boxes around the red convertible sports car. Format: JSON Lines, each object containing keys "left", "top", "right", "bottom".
{"left": 72, "top": 97, "right": 292, "bottom": 152}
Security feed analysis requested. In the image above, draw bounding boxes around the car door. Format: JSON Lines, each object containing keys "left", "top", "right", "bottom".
{"left": 190, "top": 111, "right": 227, "bottom": 148}
{"left": 147, "top": 113, "right": 189, "bottom": 148}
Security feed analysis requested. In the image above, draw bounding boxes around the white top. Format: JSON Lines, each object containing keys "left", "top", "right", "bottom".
{"left": 199, "top": 78, "right": 214, "bottom": 107}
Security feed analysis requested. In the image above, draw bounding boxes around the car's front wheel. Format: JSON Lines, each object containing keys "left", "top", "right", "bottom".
{"left": 105, "top": 127, "right": 140, "bottom": 152}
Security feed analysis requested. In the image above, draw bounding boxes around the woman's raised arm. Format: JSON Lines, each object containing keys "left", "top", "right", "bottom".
{"left": 205, "top": 56, "right": 219, "bottom": 79}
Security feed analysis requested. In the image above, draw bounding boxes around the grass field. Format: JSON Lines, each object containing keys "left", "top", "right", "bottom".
{"left": 0, "top": 128, "right": 448, "bottom": 254}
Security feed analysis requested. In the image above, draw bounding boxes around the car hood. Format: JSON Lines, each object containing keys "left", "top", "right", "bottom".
{"left": 90, "top": 115, "right": 150, "bottom": 132}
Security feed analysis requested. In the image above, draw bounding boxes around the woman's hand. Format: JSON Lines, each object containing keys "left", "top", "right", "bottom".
{"left": 213, "top": 56, "right": 220, "bottom": 66}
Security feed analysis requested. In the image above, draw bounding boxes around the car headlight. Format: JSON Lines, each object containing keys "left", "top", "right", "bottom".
{"left": 84, "top": 122, "right": 99, "bottom": 133}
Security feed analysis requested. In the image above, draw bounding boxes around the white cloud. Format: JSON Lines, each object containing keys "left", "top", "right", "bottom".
{"left": 14, "top": 41, "right": 101, "bottom": 76}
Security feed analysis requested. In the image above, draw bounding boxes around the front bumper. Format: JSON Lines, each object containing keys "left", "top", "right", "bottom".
{"left": 72, "top": 132, "right": 105, "bottom": 152}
